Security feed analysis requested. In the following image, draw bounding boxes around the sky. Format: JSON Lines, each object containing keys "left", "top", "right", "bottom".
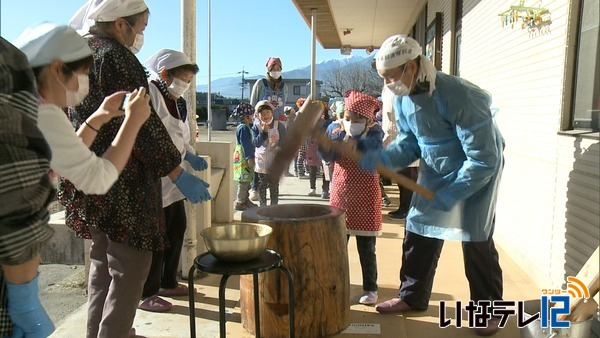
{"left": 0, "top": 0, "right": 349, "bottom": 85}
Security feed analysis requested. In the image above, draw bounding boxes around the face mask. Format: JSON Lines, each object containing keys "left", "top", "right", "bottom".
{"left": 167, "top": 77, "right": 191, "bottom": 98}
{"left": 385, "top": 65, "right": 412, "bottom": 97}
{"left": 268, "top": 71, "right": 281, "bottom": 79}
{"left": 57, "top": 73, "right": 89, "bottom": 107}
{"left": 346, "top": 122, "right": 366, "bottom": 137}
{"left": 122, "top": 21, "right": 144, "bottom": 54}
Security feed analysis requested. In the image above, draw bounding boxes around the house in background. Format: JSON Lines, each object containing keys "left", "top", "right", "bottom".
{"left": 292, "top": 0, "right": 599, "bottom": 290}
{"left": 245, "top": 78, "right": 323, "bottom": 107}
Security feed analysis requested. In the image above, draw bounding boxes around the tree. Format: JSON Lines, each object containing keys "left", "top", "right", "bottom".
{"left": 322, "top": 63, "right": 383, "bottom": 98}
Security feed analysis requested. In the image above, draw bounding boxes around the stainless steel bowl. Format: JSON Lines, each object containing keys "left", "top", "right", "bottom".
{"left": 201, "top": 223, "right": 272, "bottom": 262}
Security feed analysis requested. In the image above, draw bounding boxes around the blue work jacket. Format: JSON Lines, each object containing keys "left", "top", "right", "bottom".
{"left": 385, "top": 72, "right": 504, "bottom": 242}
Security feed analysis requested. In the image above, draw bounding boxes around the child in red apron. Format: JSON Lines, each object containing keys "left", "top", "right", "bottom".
{"left": 320, "top": 90, "right": 384, "bottom": 305}
{"left": 252, "top": 100, "right": 286, "bottom": 206}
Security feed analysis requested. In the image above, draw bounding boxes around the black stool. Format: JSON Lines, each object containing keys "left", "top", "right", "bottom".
{"left": 188, "top": 249, "right": 295, "bottom": 338}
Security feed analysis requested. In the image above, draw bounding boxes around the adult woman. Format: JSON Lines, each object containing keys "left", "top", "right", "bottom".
{"left": 65, "top": 0, "right": 210, "bottom": 337}
{"left": 16, "top": 23, "right": 151, "bottom": 195}
{"left": 249, "top": 57, "right": 289, "bottom": 198}
{"left": 140, "top": 49, "right": 208, "bottom": 312}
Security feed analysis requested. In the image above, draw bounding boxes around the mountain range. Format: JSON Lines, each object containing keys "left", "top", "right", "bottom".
{"left": 196, "top": 54, "right": 373, "bottom": 98}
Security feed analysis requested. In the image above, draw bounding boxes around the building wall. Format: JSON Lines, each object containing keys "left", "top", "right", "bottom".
{"left": 427, "top": 0, "right": 453, "bottom": 73}
{"left": 433, "top": 0, "right": 599, "bottom": 288}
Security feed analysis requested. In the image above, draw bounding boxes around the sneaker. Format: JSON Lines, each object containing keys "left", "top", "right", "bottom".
{"left": 382, "top": 196, "right": 391, "bottom": 207}
{"left": 249, "top": 190, "right": 259, "bottom": 201}
{"left": 359, "top": 291, "right": 378, "bottom": 305}
{"left": 308, "top": 189, "right": 318, "bottom": 196}
{"left": 243, "top": 200, "right": 258, "bottom": 209}
{"left": 234, "top": 202, "right": 248, "bottom": 211}
{"left": 321, "top": 191, "right": 330, "bottom": 200}
{"left": 139, "top": 295, "right": 172, "bottom": 312}
{"left": 388, "top": 209, "right": 408, "bottom": 220}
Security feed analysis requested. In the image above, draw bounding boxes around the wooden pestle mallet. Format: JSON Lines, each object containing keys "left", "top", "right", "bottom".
{"left": 269, "top": 97, "right": 434, "bottom": 200}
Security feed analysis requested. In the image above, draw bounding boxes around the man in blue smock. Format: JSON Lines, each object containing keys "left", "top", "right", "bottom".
{"left": 359, "top": 35, "right": 504, "bottom": 337}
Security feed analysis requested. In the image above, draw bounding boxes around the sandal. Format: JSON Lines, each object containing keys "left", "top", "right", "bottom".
{"left": 138, "top": 295, "right": 172, "bottom": 312}
{"left": 158, "top": 284, "right": 189, "bottom": 297}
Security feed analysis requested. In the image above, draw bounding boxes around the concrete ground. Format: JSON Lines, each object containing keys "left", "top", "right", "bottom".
{"left": 47, "top": 127, "right": 545, "bottom": 338}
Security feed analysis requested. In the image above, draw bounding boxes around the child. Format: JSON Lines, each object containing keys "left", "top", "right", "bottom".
{"left": 252, "top": 100, "right": 286, "bottom": 206}
{"left": 319, "top": 90, "right": 383, "bottom": 305}
{"left": 232, "top": 102, "right": 257, "bottom": 210}
{"left": 140, "top": 49, "right": 211, "bottom": 312}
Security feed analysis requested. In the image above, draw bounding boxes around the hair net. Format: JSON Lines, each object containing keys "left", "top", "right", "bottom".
{"left": 14, "top": 23, "right": 92, "bottom": 68}
{"left": 70, "top": 0, "right": 148, "bottom": 34}
{"left": 283, "top": 106, "right": 296, "bottom": 115}
{"left": 344, "top": 90, "right": 381, "bottom": 119}
{"left": 144, "top": 49, "right": 192, "bottom": 80}
{"left": 255, "top": 100, "right": 274, "bottom": 113}
{"left": 376, "top": 34, "right": 437, "bottom": 94}
{"left": 231, "top": 102, "right": 255, "bottom": 119}
{"left": 265, "top": 57, "right": 282, "bottom": 69}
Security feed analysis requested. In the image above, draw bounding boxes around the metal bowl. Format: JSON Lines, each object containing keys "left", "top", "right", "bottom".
{"left": 201, "top": 223, "right": 272, "bottom": 262}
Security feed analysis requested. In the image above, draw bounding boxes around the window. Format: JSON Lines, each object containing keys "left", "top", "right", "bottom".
{"left": 293, "top": 86, "right": 301, "bottom": 95}
{"left": 571, "top": 0, "right": 599, "bottom": 131}
{"left": 453, "top": 0, "right": 463, "bottom": 76}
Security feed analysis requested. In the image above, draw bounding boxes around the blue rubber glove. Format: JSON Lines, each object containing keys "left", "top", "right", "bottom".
{"left": 358, "top": 150, "right": 392, "bottom": 172}
{"left": 172, "top": 170, "right": 211, "bottom": 203}
{"left": 6, "top": 273, "right": 55, "bottom": 338}
{"left": 184, "top": 151, "right": 208, "bottom": 171}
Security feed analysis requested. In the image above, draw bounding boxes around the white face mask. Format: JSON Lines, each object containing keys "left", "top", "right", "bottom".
{"left": 167, "top": 77, "right": 191, "bottom": 98}
{"left": 57, "top": 73, "right": 89, "bottom": 107}
{"left": 347, "top": 121, "right": 366, "bottom": 137}
{"left": 123, "top": 21, "right": 144, "bottom": 54}
{"left": 385, "top": 65, "right": 412, "bottom": 97}
{"left": 268, "top": 71, "right": 281, "bottom": 79}
{"left": 386, "top": 80, "right": 410, "bottom": 97}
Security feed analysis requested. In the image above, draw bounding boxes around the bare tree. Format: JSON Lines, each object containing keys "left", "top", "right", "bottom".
{"left": 322, "top": 63, "right": 383, "bottom": 98}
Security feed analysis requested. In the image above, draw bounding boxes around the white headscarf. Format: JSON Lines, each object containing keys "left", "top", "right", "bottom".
{"left": 376, "top": 35, "right": 437, "bottom": 94}
{"left": 14, "top": 23, "right": 92, "bottom": 67}
{"left": 144, "top": 49, "right": 192, "bottom": 80}
{"left": 69, "top": 0, "right": 148, "bottom": 34}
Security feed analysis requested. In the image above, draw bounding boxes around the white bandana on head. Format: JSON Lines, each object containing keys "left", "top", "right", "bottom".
{"left": 69, "top": 0, "right": 148, "bottom": 35}
{"left": 144, "top": 49, "right": 193, "bottom": 80}
{"left": 14, "top": 23, "right": 92, "bottom": 67}
{"left": 375, "top": 34, "right": 437, "bottom": 95}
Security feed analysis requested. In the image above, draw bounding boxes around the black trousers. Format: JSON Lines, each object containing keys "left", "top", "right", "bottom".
{"left": 257, "top": 173, "right": 279, "bottom": 206}
{"left": 398, "top": 227, "right": 503, "bottom": 310}
{"left": 347, "top": 235, "right": 378, "bottom": 292}
{"left": 308, "top": 165, "right": 330, "bottom": 192}
{"left": 142, "top": 200, "right": 187, "bottom": 297}
{"left": 398, "top": 167, "right": 418, "bottom": 212}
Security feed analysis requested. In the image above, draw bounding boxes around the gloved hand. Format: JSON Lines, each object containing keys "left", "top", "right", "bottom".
{"left": 6, "top": 273, "right": 55, "bottom": 338}
{"left": 358, "top": 150, "right": 392, "bottom": 172}
{"left": 172, "top": 170, "right": 211, "bottom": 203}
{"left": 184, "top": 151, "right": 208, "bottom": 171}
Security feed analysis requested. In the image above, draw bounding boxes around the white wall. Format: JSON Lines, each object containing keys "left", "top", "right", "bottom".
{"left": 437, "top": 0, "right": 599, "bottom": 289}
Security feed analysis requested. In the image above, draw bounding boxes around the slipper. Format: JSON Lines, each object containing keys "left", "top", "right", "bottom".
{"left": 129, "top": 328, "right": 136, "bottom": 337}
{"left": 158, "top": 284, "right": 189, "bottom": 297}
{"left": 138, "top": 295, "right": 173, "bottom": 312}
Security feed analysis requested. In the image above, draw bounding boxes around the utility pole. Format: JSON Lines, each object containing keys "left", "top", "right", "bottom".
{"left": 238, "top": 67, "right": 249, "bottom": 101}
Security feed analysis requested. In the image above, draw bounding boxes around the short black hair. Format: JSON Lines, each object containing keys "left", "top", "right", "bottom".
{"left": 257, "top": 105, "right": 273, "bottom": 113}
{"left": 169, "top": 64, "right": 199, "bottom": 77}
{"left": 32, "top": 55, "right": 93, "bottom": 81}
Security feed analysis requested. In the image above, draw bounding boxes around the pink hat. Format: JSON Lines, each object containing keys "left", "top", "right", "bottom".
{"left": 344, "top": 90, "right": 381, "bottom": 119}
{"left": 265, "top": 57, "right": 282, "bottom": 69}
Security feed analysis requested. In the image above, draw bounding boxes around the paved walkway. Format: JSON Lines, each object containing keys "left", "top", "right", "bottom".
{"left": 50, "top": 128, "right": 541, "bottom": 338}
